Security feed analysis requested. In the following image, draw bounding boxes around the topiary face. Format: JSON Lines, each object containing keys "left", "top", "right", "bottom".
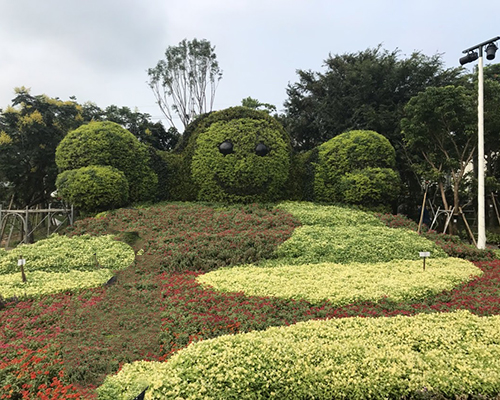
{"left": 191, "top": 118, "right": 290, "bottom": 202}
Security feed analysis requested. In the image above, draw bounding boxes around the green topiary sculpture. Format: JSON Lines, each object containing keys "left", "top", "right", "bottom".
{"left": 314, "top": 130, "right": 400, "bottom": 208}
{"left": 190, "top": 108, "right": 291, "bottom": 203}
{"left": 56, "top": 165, "right": 129, "bottom": 213}
{"left": 55, "top": 121, "right": 157, "bottom": 203}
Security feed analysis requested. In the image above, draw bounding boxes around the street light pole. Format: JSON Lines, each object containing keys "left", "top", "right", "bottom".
{"left": 477, "top": 46, "right": 486, "bottom": 249}
{"left": 460, "top": 36, "right": 499, "bottom": 250}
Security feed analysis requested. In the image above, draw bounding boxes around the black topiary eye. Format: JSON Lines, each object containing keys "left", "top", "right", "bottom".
{"left": 255, "top": 142, "right": 269, "bottom": 156}
{"left": 219, "top": 140, "right": 234, "bottom": 155}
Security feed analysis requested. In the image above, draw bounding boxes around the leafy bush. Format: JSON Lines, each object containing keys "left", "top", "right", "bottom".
{"left": 191, "top": 117, "right": 290, "bottom": 202}
{"left": 198, "top": 258, "right": 481, "bottom": 305}
{"left": 284, "top": 149, "right": 318, "bottom": 201}
{"left": 56, "top": 165, "right": 129, "bottom": 213}
{"left": 98, "top": 310, "right": 500, "bottom": 400}
{"left": 55, "top": 121, "right": 158, "bottom": 203}
{"left": 340, "top": 167, "right": 401, "bottom": 207}
{"left": 314, "top": 130, "right": 400, "bottom": 207}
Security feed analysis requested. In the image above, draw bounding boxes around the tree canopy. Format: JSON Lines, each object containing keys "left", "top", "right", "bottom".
{"left": 282, "top": 46, "right": 463, "bottom": 152}
{"left": 148, "top": 38, "right": 223, "bottom": 130}
{"left": 0, "top": 88, "right": 84, "bottom": 207}
{"left": 401, "top": 85, "right": 476, "bottom": 213}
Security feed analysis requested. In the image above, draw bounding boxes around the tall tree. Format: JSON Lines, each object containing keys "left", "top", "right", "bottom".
{"left": 148, "top": 38, "right": 223, "bottom": 129}
{"left": 0, "top": 88, "right": 83, "bottom": 207}
{"left": 283, "top": 46, "right": 462, "bottom": 152}
{"left": 401, "top": 85, "right": 476, "bottom": 214}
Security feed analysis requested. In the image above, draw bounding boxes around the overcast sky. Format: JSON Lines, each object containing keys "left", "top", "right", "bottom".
{"left": 0, "top": 0, "right": 498, "bottom": 130}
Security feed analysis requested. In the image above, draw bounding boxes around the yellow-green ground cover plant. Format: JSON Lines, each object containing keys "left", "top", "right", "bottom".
{"left": 98, "top": 310, "right": 500, "bottom": 400}
{"left": 0, "top": 234, "right": 134, "bottom": 298}
{"left": 197, "top": 258, "right": 481, "bottom": 305}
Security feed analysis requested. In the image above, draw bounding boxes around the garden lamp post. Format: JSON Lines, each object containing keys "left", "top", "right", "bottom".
{"left": 459, "top": 36, "right": 500, "bottom": 249}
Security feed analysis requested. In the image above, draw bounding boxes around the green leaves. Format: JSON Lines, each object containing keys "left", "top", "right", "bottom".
{"left": 98, "top": 311, "right": 500, "bottom": 400}
{"left": 313, "top": 130, "right": 400, "bottom": 207}
{"left": 191, "top": 116, "right": 290, "bottom": 203}
{"left": 55, "top": 121, "right": 158, "bottom": 205}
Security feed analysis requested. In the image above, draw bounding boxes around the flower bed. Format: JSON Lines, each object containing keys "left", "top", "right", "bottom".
{"left": 2, "top": 202, "right": 500, "bottom": 399}
{"left": 0, "top": 234, "right": 134, "bottom": 299}
{"left": 98, "top": 310, "right": 500, "bottom": 400}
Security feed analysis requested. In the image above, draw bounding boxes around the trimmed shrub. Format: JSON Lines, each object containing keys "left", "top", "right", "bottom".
{"left": 314, "top": 130, "right": 400, "bottom": 208}
{"left": 56, "top": 165, "right": 129, "bottom": 213}
{"left": 55, "top": 121, "right": 157, "bottom": 203}
{"left": 191, "top": 113, "right": 291, "bottom": 203}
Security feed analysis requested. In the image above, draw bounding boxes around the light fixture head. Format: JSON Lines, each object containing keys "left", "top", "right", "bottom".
{"left": 459, "top": 51, "right": 479, "bottom": 65}
{"left": 486, "top": 42, "right": 498, "bottom": 61}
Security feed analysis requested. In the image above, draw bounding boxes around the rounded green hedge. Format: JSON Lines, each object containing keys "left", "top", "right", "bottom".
{"left": 56, "top": 165, "right": 129, "bottom": 212}
{"left": 55, "top": 121, "right": 157, "bottom": 203}
{"left": 314, "top": 130, "right": 400, "bottom": 207}
{"left": 190, "top": 109, "right": 291, "bottom": 202}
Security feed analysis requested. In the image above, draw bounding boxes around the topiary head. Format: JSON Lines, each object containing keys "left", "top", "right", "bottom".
{"left": 191, "top": 117, "right": 290, "bottom": 202}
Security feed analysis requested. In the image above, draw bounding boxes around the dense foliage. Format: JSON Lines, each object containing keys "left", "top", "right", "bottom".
{"left": 99, "top": 311, "right": 500, "bottom": 400}
{"left": 282, "top": 47, "right": 462, "bottom": 152}
{"left": 55, "top": 121, "right": 158, "bottom": 204}
{"left": 168, "top": 106, "right": 292, "bottom": 202}
{"left": 0, "top": 88, "right": 84, "bottom": 207}
{"left": 56, "top": 166, "right": 129, "bottom": 213}
{"left": 0, "top": 234, "right": 134, "bottom": 298}
{"left": 191, "top": 118, "right": 290, "bottom": 202}
{"left": 313, "top": 130, "right": 400, "bottom": 207}
{"left": 199, "top": 258, "right": 480, "bottom": 305}
{"left": 401, "top": 85, "right": 476, "bottom": 213}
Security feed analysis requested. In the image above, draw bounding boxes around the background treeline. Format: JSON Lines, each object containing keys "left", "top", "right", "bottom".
{"left": 1, "top": 47, "right": 499, "bottom": 224}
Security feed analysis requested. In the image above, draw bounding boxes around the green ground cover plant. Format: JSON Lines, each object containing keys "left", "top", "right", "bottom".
{"left": 98, "top": 310, "right": 500, "bottom": 400}
{"left": 275, "top": 202, "right": 446, "bottom": 264}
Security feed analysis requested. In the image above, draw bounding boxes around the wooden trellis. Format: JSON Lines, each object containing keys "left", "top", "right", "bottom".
{"left": 0, "top": 204, "right": 73, "bottom": 248}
